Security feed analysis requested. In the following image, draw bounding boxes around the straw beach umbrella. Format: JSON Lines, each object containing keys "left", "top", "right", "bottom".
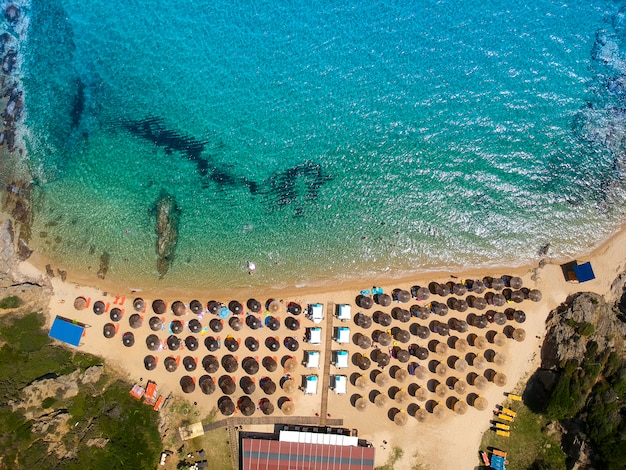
{"left": 377, "top": 293, "right": 392, "bottom": 306}
{"left": 435, "top": 363, "right": 448, "bottom": 377}
{"left": 374, "top": 311, "right": 392, "bottom": 327}
{"left": 185, "top": 336, "right": 199, "bottom": 351}
{"left": 414, "top": 387, "right": 428, "bottom": 402}
{"left": 164, "top": 356, "right": 179, "bottom": 372}
{"left": 473, "top": 355, "right": 487, "bottom": 370}
{"left": 242, "top": 356, "right": 260, "bottom": 375}
{"left": 265, "top": 337, "right": 280, "bottom": 352}
{"left": 493, "top": 333, "right": 506, "bottom": 347}
{"left": 392, "top": 307, "right": 411, "bottom": 323}
{"left": 454, "top": 338, "right": 469, "bottom": 352}
{"left": 229, "top": 300, "right": 243, "bottom": 315}
{"left": 144, "top": 355, "right": 157, "bottom": 371}
{"left": 282, "top": 378, "right": 297, "bottom": 394}
{"left": 262, "top": 356, "right": 278, "bottom": 372}
{"left": 204, "top": 336, "right": 220, "bottom": 352}
{"left": 147, "top": 335, "right": 163, "bottom": 351}
{"left": 474, "top": 336, "right": 488, "bottom": 350}
{"left": 287, "top": 302, "right": 302, "bottom": 315}
{"left": 375, "top": 372, "right": 389, "bottom": 387}
{"left": 122, "top": 332, "right": 134, "bottom": 347}
{"left": 222, "top": 355, "right": 239, "bottom": 373}
{"left": 202, "top": 355, "right": 219, "bottom": 374}
{"left": 110, "top": 308, "right": 122, "bottom": 322}
{"left": 395, "top": 349, "right": 410, "bottom": 363}
{"left": 416, "top": 325, "right": 430, "bottom": 339}
{"left": 259, "top": 398, "right": 275, "bottom": 415}
{"left": 199, "top": 375, "right": 216, "bottom": 395}
{"left": 415, "top": 408, "right": 428, "bottom": 422}
{"left": 260, "top": 377, "right": 277, "bottom": 395}
{"left": 246, "top": 315, "right": 261, "bottom": 330}
{"left": 355, "top": 333, "right": 372, "bottom": 350}
{"left": 283, "top": 356, "right": 298, "bottom": 373}
{"left": 374, "top": 393, "right": 388, "bottom": 408}
{"left": 509, "top": 276, "right": 523, "bottom": 289}
{"left": 240, "top": 376, "right": 256, "bottom": 394}
{"left": 93, "top": 300, "right": 105, "bottom": 315}
{"left": 281, "top": 400, "right": 295, "bottom": 415}
{"left": 513, "top": 328, "right": 526, "bottom": 342}
{"left": 395, "top": 390, "right": 409, "bottom": 405}
{"left": 393, "top": 329, "right": 411, "bottom": 343}
{"left": 209, "top": 318, "right": 223, "bottom": 333}
{"left": 357, "top": 295, "right": 374, "bottom": 309}
{"left": 74, "top": 296, "right": 87, "bottom": 310}
{"left": 219, "top": 375, "right": 236, "bottom": 395}
{"left": 207, "top": 301, "right": 220, "bottom": 314}
{"left": 473, "top": 396, "right": 488, "bottom": 410}
{"left": 152, "top": 299, "right": 166, "bottom": 314}
{"left": 493, "top": 372, "right": 508, "bottom": 387}
{"left": 218, "top": 396, "right": 235, "bottom": 416}
{"left": 229, "top": 316, "right": 243, "bottom": 331}
{"left": 395, "top": 369, "right": 409, "bottom": 383}
{"left": 394, "top": 289, "right": 411, "bottom": 303}
{"left": 413, "top": 346, "right": 429, "bottom": 360}
{"left": 225, "top": 336, "right": 239, "bottom": 352}
{"left": 494, "top": 353, "right": 507, "bottom": 366}
{"left": 453, "top": 358, "right": 468, "bottom": 373}
{"left": 189, "top": 318, "right": 203, "bottom": 333}
{"left": 394, "top": 411, "right": 409, "bottom": 426}
{"left": 103, "top": 323, "right": 117, "bottom": 339}
{"left": 354, "top": 353, "right": 371, "bottom": 371}
{"left": 171, "top": 301, "right": 186, "bottom": 316}
{"left": 355, "top": 375, "right": 368, "bottom": 390}
{"left": 373, "top": 330, "right": 392, "bottom": 346}
{"left": 285, "top": 317, "right": 300, "bottom": 331}
{"left": 513, "top": 310, "right": 526, "bottom": 323}
{"left": 529, "top": 289, "right": 542, "bottom": 302}
{"left": 245, "top": 336, "right": 259, "bottom": 352}
{"left": 149, "top": 316, "right": 163, "bottom": 331}
{"left": 268, "top": 299, "right": 282, "bottom": 314}
{"left": 265, "top": 316, "right": 280, "bottom": 331}
{"left": 416, "top": 286, "right": 430, "bottom": 301}
{"left": 454, "top": 379, "right": 468, "bottom": 394}
{"left": 170, "top": 320, "right": 183, "bottom": 334}
{"left": 183, "top": 356, "right": 197, "bottom": 372}
{"left": 247, "top": 298, "right": 261, "bottom": 313}
{"left": 190, "top": 300, "right": 203, "bottom": 314}
{"left": 355, "top": 312, "right": 372, "bottom": 328}
{"left": 180, "top": 376, "right": 195, "bottom": 393}
{"left": 454, "top": 400, "right": 468, "bottom": 415}
{"left": 414, "top": 365, "right": 428, "bottom": 380}
{"left": 284, "top": 337, "right": 299, "bottom": 352}
{"left": 355, "top": 396, "right": 368, "bottom": 412}
{"left": 473, "top": 375, "right": 488, "bottom": 390}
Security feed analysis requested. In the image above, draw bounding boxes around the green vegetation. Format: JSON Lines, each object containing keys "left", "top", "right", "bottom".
{"left": 480, "top": 403, "right": 567, "bottom": 470}
{"left": 375, "top": 446, "right": 404, "bottom": 470}
{"left": 0, "top": 295, "right": 22, "bottom": 309}
{"left": 0, "top": 312, "right": 162, "bottom": 469}
{"left": 565, "top": 319, "right": 595, "bottom": 336}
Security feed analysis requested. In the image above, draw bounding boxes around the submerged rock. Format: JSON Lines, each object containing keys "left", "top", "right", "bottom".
{"left": 154, "top": 191, "right": 180, "bottom": 279}
{"left": 97, "top": 252, "right": 110, "bottom": 279}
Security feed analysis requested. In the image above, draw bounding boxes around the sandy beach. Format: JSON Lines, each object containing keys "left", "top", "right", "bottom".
{"left": 18, "top": 221, "right": 626, "bottom": 470}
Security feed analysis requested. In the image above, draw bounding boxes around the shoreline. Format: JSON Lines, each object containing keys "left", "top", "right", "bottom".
{"left": 18, "top": 217, "right": 626, "bottom": 469}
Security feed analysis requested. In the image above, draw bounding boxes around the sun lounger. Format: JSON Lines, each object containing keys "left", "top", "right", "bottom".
{"left": 153, "top": 396, "right": 164, "bottom": 411}
{"left": 496, "top": 430, "right": 510, "bottom": 437}
{"left": 492, "top": 449, "right": 507, "bottom": 458}
{"left": 501, "top": 407, "right": 517, "bottom": 417}
{"left": 506, "top": 393, "right": 522, "bottom": 401}
{"left": 495, "top": 423, "right": 510, "bottom": 431}
{"left": 360, "top": 289, "right": 371, "bottom": 296}
{"left": 498, "top": 413, "right": 513, "bottom": 422}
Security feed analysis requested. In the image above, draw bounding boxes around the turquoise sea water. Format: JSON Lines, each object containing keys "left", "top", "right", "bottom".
{"left": 17, "top": 0, "right": 626, "bottom": 290}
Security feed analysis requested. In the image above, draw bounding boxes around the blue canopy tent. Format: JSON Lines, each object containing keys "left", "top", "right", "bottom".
{"left": 49, "top": 316, "right": 85, "bottom": 347}
{"left": 561, "top": 260, "right": 596, "bottom": 283}
{"left": 573, "top": 262, "right": 595, "bottom": 283}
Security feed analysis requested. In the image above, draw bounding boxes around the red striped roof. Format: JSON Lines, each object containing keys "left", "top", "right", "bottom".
{"left": 241, "top": 438, "right": 375, "bottom": 470}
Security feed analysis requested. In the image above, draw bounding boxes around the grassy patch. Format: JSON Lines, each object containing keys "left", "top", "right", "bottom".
{"left": 480, "top": 404, "right": 566, "bottom": 470}
{"left": 0, "top": 312, "right": 163, "bottom": 469}
{"left": 184, "top": 428, "right": 233, "bottom": 470}
{"left": 376, "top": 446, "right": 404, "bottom": 470}
{"left": 0, "top": 295, "right": 22, "bottom": 309}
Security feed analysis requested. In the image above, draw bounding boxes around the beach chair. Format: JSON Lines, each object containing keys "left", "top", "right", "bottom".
{"left": 153, "top": 396, "right": 164, "bottom": 411}
{"left": 495, "top": 422, "right": 510, "bottom": 431}
{"left": 360, "top": 289, "right": 371, "bottom": 296}
{"left": 501, "top": 407, "right": 517, "bottom": 417}
{"left": 496, "top": 430, "right": 510, "bottom": 438}
{"left": 506, "top": 393, "right": 522, "bottom": 401}
{"left": 498, "top": 413, "right": 513, "bottom": 422}
{"left": 492, "top": 449, "right": 507, "bottom": 458}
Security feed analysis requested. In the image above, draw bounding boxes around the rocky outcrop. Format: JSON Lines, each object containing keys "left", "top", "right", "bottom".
{"left": 0, "top": 219, "right": 51, "bottom": 311}
{"left": 11, "top": 370, "right": 81, "bottom": 419}
{"left": 154, "top": 191, "right": 180, "bottom": 279}
{"left": 525, "top": 280, "right": 626, "bottom": 469}
{"left": 541, "top": 291, "right": 626, "bottom": 370}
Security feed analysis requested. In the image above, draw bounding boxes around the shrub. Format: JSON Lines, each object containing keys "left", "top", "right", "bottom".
{"left": 0, "top": 296, "right": 22, "bottom": 309}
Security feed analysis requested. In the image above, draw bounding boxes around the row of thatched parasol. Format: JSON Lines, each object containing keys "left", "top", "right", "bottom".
{"left": 355, "top": 286, "right": 540, "bottom": 311}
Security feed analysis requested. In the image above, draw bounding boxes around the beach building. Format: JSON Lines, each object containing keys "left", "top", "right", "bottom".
{"left": 240, "top": 426, "right": 375, "bottom": 470}
{"left": 304, "top": 375, "right": 318, "bottom": 394}
{"left": 331, "top": 375, "right": 347, "bottom": 394}
{"left": 308, "top": 303, "right": 324, "bottom": 324}
{"left": 305, "top": 351, "right": 320, "bottom": 368}
{"left": 333, "top": 326, "right": 350, "bottom": 344}
{"left": 336, "top": 304, "right": 351, "bottom": 321}
{"left": 305, "top": 327, "right": 322, "bottom": 345}
{"left": 332, "top": 350, "right": 349, "bottom": 369}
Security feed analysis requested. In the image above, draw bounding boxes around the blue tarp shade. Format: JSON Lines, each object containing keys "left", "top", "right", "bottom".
{"left": 490, "top": 455, "right": 506, "bottom": 470}
{"left": 573, "top": 262, "right": 595, "bottom": 283}
{"left": 49, "top": 316, "right": 84, "bottom": 347}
